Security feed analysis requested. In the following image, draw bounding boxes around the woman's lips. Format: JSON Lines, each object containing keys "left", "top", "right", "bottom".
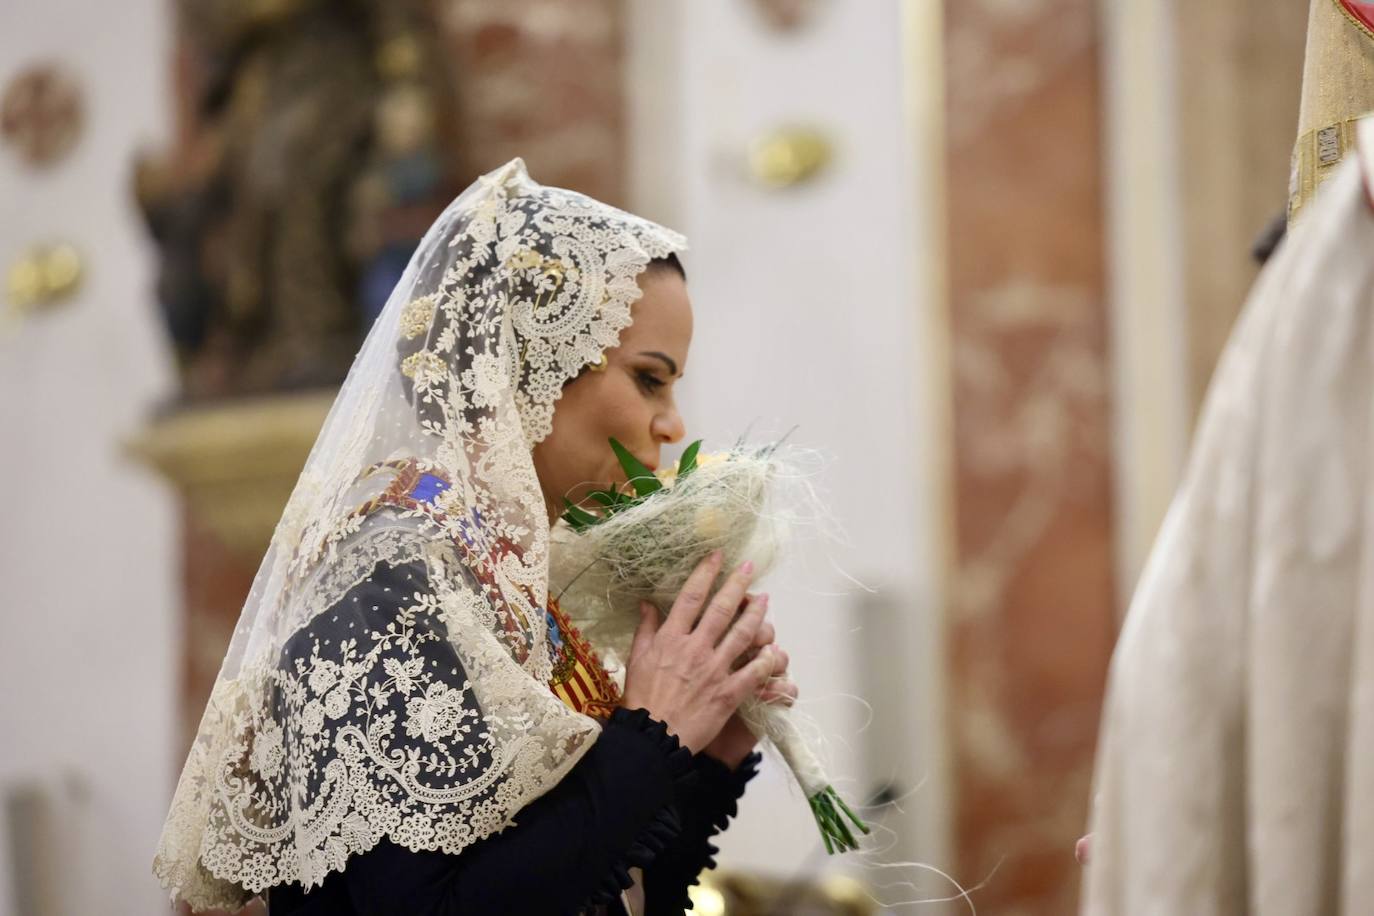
{"left": 607, "top": 447, "right": 657, "bottom": 476}
{"left": 609, "top": 456, "right": 657, "bottom": 481}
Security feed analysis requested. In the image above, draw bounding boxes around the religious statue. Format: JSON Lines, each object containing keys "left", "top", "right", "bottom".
{"left": 134, "top": 0, "right": 461, "bottom": 400}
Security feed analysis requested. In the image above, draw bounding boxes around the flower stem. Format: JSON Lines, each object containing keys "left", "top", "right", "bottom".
{"left": 807, "top": 785, "right": 870, "bottom": 854}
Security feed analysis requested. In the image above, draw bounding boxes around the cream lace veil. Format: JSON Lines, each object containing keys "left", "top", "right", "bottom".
{"left": 153, "top": 158, "right": 687, "bottom": 910}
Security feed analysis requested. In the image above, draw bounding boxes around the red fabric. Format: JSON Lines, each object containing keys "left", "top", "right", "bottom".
{"left": 1338, "top": 0, "right": 1374, "bottom": 36}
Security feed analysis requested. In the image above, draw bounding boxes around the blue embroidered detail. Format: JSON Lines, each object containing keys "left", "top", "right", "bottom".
{"left": 545, "top": 609, "right": 564, "bottom": 650}
{"left": 456, "top": 507, "right": 485, "bottom": 547}
{"left": 410, "top": 473, "right": 450, "bottom": 504}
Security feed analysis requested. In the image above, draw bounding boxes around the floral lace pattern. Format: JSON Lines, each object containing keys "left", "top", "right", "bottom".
{"left": 154, "top": 159, "right": 686, "bottom": 910}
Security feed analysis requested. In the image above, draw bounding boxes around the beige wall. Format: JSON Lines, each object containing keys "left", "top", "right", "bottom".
{"left": 0, "top": 1, "right": 178, "bottom": 912}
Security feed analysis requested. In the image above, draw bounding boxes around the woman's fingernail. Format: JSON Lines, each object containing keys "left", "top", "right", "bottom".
{"left": 740, "top": 560, "right": 755, "bottom": 575}
{"left": 710, "top": 549, "right": 724, "bottom": 563}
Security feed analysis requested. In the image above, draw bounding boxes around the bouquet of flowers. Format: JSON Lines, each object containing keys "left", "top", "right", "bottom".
{"left": 550, "top": 438, "right": 869, "bottom": 853}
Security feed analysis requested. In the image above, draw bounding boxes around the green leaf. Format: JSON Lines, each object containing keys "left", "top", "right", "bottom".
{"left": 588, "top": 491, "right": 621, "bottom": 510}
{"left": 677, "top": 440, "right": 702, "bottom": 478}
{"left": 609, "top": 437, "right": 662, "bottom": 497}
{"left": 561, "top": 499, "right": 599, "bottom": 531}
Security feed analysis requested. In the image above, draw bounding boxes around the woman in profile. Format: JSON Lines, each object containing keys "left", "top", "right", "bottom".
{"left": 153, "top": 159, "right": 796, "bottom": 915}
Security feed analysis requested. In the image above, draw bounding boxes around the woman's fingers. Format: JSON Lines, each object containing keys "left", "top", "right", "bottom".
{"left": 753, "top": 619, "right": 775, "bottom": 650}
{"left": 629, "top": 601, "right": 660, "bottom": 662}
{"left": 768, "top": 645, "right": 788, "bottom": 675}
{"left": 759, "top": 677, "right": 799, "bottom": 707}
{"left": 695, "top": 562, "right": 757, "bottom": 644}
{"left": 714, "top": 593, "right": 768, "bottom": 665}
{"left": 726, "top": 647, "right": 776, "bottom": 706}
{"left": 754, "top": 645, "right": 793, "bottom": 704}
{"left": 737, "top": 637, "right": 788, "bottom": 669}
{"left": 663, "top": 550, "right": 724, "bottom": 635}
{"left": 729, "top": 621, "right": 781, "bottom": 672}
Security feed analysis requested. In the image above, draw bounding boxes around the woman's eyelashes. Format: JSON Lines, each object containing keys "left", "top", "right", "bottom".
{"left": 635, "top": 370, "right": 666, "bottom": 393}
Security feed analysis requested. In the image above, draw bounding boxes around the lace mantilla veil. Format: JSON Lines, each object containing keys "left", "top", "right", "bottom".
{"left": 153, "top": 158, "right": 687, "bottom": 910}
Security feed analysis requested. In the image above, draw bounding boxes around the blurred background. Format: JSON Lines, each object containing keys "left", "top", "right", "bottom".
{"left": 0, "top": 0, "right": 1311, "bottom": 913}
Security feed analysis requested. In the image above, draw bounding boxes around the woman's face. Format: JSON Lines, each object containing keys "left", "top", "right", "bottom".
{"left": 532, "top": 268, "right": 693, "bottom": 521}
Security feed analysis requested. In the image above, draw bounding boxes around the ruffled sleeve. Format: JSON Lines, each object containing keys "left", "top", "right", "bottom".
{"left": 642, "top": 750, "right": 763, "bottom": 915}
{"left": 579, "top": 707, "right": 696, "bottom": 909}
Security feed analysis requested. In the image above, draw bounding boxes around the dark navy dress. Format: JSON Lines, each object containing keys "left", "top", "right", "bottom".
{"left": 266, "top": 561, "right": 759, "bottom": 916}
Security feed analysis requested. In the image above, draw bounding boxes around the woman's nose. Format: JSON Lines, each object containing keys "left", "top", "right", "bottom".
{"left": 652, "top": 406, "right": 685, "bottom": 444}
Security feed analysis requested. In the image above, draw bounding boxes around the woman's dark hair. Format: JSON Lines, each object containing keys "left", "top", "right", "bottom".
{"left": 647, "top": 252, "right": 686, "bottom": 281}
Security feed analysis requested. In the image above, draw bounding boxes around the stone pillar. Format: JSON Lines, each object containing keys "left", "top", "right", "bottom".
{"left": 941, "top": 1, "right": 1117, "bottom": 910}
{"left": 440, "top": 0, "right": 629, "bottom": 203}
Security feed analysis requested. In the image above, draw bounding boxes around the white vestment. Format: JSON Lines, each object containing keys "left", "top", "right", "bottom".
{"left": 1083, "top": 137, "right": 1374, "bottom": 914}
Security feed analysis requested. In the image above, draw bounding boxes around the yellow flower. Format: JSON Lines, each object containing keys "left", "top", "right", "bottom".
{"left": 694, "top": 505, "right": 727, "bottom": 541}
{"left": 658, "top": 450, "right": 728, "bottom": 487}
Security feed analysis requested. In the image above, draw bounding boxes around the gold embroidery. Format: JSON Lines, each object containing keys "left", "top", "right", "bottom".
{"left": 399, "top": 349, "right": 445, "bottom": 382}
{"left": 399, "top": 294, "right": 438, "bottom": 339}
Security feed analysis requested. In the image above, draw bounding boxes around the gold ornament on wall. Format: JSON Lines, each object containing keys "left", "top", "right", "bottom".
{"left": 0, "top": 64, "right": 84, "bottom": 167}
{"left": 4, "top": 242, "right": 84, "bottom": 329}
{"left": 747, "top": 126, "right": 835, "bottom": 189}
{"left": 745, "top": 0, "right": 825, "bottom": 32}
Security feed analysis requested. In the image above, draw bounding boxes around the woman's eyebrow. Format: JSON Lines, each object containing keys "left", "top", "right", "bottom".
{"left": 638, "top": 351, "right": 679, "bottom": 376}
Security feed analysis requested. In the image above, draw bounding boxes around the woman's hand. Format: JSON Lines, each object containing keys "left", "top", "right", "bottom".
{"left": 702, "top": 604, "right": 798, "bottom": 768}
{"left": 620, "top": 551, "right": 777, "bottom": 753}
{"left": 703, "top": 671, "right": 798, "bottom": 769}
{"left": 748, "top": 613, "right": 799, "bottom": 707}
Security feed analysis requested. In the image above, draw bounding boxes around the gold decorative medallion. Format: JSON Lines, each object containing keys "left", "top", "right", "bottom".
{"left": 4, "top": 242, "right": 84, "bottom": 330}
{"left": 0, "top": 64, "right": 83, "bottom": 167}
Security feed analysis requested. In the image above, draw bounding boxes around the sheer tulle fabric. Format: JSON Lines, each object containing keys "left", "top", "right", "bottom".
{"left": 153, "top": 158, "right": 686, "bottom": 910}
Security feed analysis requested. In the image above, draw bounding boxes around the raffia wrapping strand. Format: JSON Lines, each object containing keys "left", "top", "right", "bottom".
{"left": 548, "top": 447, "right": 870, "bottom": 852}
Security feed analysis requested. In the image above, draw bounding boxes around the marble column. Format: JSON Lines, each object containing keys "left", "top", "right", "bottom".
{"left": 440, "top": 0, "right": 629, "bottom": 203}
{"left": 941, "top": 0, "right": 1117, "bottom": 910}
